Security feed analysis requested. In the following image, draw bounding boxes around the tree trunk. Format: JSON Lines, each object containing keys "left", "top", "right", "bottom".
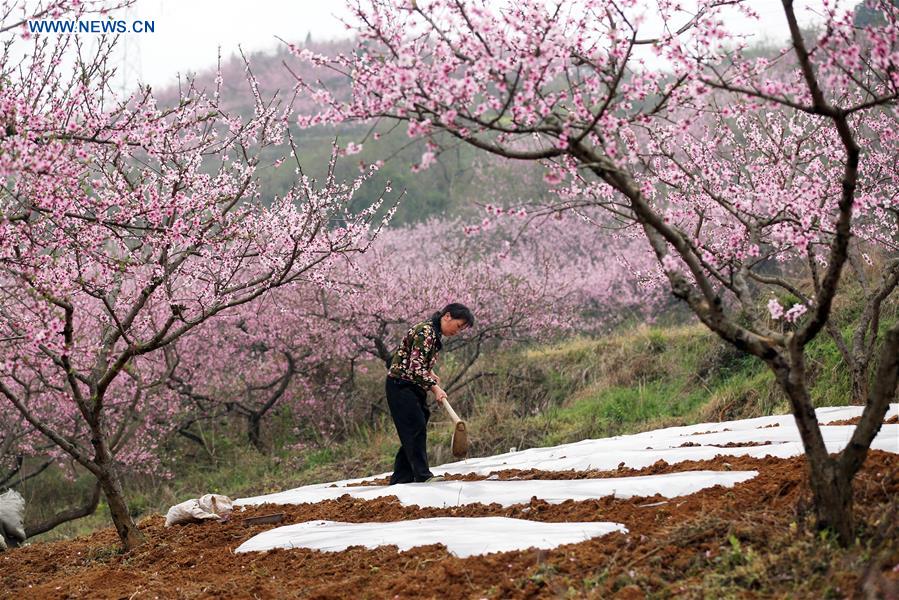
{"left": 806, "top": 456, "right": 855, "bottom": 543}
{"left": 851, "top": 366, "right": 868, "bottom": 406}
{"left": 772, "top": 350, "right": 857, "bottom": 545}
{"left": 97, "top": 468, "right": 144, "bottom": 550}
{"left": 248, "top": 414, "right": 265, "bottom": 453}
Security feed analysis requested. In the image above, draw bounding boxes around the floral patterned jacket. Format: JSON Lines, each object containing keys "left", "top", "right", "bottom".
{"left": 387, "top": 317, "right": 443, "bottom": 390}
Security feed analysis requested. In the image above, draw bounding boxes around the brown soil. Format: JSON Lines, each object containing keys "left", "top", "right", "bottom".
{"left": 707, "top": 441, "right": 774, "bottom": 448}
{"left": 678, "top": 441, "right": 773, "bottom": 448}
{"left": 690, "top": 428, "right": 732, "bottom": 436}
{"left": 824, "top": 415, "right": 898, "bottom": 426}
{"left": 2, "top": 452, "right": 897, "bottom": 599}
{"left": 824, "top": 417, "right": 862, "bottom": 426}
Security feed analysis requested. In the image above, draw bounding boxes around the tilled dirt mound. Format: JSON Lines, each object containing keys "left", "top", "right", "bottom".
{"left": 2, "top": 452, "right": 897, "bottom": 599}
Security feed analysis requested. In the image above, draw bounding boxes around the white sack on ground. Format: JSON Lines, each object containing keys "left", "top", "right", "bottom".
{"left": 0, "top": 489, "right": 26, "bottom": 550}
{"left": 235, "top": 516, "right": 627, "bottom": 557}
{"left": 165, "top": 494, "right": 234, "bottom": 527}
{"left": 236, "top": 470, "right": 757, "bottom": 508}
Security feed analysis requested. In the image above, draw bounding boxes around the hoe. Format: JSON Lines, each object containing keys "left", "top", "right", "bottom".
{"left": 441, "top": 397, "right": 469, "bottom": 458}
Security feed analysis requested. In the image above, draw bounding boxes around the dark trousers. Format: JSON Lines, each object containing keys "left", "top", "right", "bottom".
{"left": 386, "top": 377, "right": 433, "bottom": 484}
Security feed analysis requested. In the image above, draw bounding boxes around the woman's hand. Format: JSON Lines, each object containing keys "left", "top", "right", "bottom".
{"left": 430, "top": 371, "right": 441, "bottom": 385}
{"left": 431, "top": 384, "right": 448, "bottom": 403}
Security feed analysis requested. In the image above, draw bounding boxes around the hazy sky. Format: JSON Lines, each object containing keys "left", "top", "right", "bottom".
{"left": 112, "top": 0, "right": 831, "bottom": 91}
{"left": 114, "top": 0, "right": 353, "bottom": 89}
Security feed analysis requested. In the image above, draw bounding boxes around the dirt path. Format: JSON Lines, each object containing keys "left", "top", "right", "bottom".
{"left": 2, "top": 452, "right": 897, "bottom": 599}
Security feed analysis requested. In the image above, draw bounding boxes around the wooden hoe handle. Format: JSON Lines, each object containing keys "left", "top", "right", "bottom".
{"left": 440, "top": 397, "right": 462, "bottom": 424}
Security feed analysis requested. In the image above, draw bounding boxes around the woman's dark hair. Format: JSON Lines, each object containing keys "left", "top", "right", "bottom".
{"left": 432, "top": 303, "right": 474, "bottom": 328}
